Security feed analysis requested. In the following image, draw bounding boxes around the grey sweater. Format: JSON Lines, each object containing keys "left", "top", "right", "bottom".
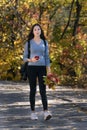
{"left": 23, "top": 39, "right": 50, "bottom": 66}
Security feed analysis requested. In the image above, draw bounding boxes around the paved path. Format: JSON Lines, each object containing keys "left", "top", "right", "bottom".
{"left": 0, "top": 81, "right": 87, "bottom": 130}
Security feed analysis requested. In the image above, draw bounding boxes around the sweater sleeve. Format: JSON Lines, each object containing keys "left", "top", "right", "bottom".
{"left": 23, "top": 42, "right": 29, "bottom": 62}
{"left": 45, "top": 41, "right": 50, "bottom": 66}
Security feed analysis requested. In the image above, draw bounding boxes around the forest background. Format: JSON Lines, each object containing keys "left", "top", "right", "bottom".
{"left": 0, "top": 0, "right": 87, "bottom": 88}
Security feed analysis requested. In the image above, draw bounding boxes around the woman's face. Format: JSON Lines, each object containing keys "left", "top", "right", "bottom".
{"left": 33, "top": 25, "right": 41, "bottom": 37}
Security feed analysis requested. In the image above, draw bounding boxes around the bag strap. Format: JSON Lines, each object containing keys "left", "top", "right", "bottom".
{"left": 43, "top": 40, "right": 46, "bottom": 46}
{"left": 43, "top": 40, "right": 46, "bottom": 65}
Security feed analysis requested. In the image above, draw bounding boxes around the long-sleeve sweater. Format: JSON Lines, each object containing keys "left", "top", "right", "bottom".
{"left": 23, "top": 39, "right": 50, "bottom": 66}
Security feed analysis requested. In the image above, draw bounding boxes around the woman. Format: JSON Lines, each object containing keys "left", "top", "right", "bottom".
{"left": 23, "top": 23, "right": 52, "bottom": 120}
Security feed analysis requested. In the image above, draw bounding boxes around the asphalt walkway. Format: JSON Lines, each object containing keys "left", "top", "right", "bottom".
{"left": 0, "top": 81, "right": 87, "bottom": 130}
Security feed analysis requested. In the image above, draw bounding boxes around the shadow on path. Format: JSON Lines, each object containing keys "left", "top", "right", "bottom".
{"left": 0, "top": 81, "right": 87, "bottom": 130}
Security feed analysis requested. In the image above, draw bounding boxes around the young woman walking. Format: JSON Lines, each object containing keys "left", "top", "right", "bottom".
{"left": 23, "top": 23, "right": 52, "bottom": 120}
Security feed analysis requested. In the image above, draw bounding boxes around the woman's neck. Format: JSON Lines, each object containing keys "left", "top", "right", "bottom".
{"left": 33, "top": 37, "right": 41, "bottom": 44}
{"left": 33, "top": 36, "right": 41, "bottom": 40}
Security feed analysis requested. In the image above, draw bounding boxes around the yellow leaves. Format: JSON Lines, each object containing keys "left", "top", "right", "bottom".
{"left": 0, "top": 0, "right": 87, "bottom": 85}
{"left": 0, "top": 63, "right": 10, "bottom": 80}
{"left": 0, "top": 42, "right": 23, "bottom": 80}
{"left": 0, "top": 0, "right": 6, "bottom": 5}
{"left": 31, "top": 19, "right": 38, "bottom": 25}
{"left": 75, "top": 64, "right": 83, "bottom": 78}
{"left": 14, "top": 39, "right": 22, "bottom": 45}
{"left": 2, "top": 33, "right": 7, "bottom": 42}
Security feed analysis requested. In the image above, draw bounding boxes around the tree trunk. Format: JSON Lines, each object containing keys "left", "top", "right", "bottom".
{"left": 72, "top": 0, "right": 82, "bottom": 45}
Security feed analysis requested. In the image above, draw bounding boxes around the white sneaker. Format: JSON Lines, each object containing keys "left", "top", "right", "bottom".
{"left": 44, "top": 111, "right": 52, "bottom": 120}
{"left": 30, "top": 112, "right": 38, "bottom": 120}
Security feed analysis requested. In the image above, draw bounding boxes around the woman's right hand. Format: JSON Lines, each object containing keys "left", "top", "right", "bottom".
{"left": 28, "top": 57, "right": 39, "bottom": 62}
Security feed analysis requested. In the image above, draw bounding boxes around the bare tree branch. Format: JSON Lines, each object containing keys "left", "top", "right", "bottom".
{"left": 46, "top": 5, "right": 59, "bottom": 37}
{"left": 72, "top": 0, "right": 82, "bottom": 45}
{"left": 60, "top": 0, "right": 75, "bottom": 39}
{"left": 49, "top": 5, "right": 59, "bottom": 20}
{"left": 38, "top": 3, "right": 44, "bottom": 23}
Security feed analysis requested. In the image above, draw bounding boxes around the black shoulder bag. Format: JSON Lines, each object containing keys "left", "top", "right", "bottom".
{"left": 20, "top": 41, "right": 30, "bottom": 81}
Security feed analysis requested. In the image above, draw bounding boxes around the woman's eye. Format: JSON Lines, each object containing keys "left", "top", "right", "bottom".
{"left": 34, "top": 28, "right": 40, "bottom": 31}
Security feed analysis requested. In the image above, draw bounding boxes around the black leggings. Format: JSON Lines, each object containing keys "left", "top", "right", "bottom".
{"left": 27, "top": 66, "right": 48, "bottom": 111}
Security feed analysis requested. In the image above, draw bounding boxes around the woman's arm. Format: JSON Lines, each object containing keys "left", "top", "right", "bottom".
{"left": 47, "top": 66, "right": 51, "bottom": 74}
{"left": 45, "top": 41, "right": 50, "bottom": 66}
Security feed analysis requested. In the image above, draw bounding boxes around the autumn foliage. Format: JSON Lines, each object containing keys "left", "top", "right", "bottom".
{"left": 0, "top": 0, "right": 87, "bottom": 88}
{"left": 43, "top": 73, "right": 59, "bottom": 90}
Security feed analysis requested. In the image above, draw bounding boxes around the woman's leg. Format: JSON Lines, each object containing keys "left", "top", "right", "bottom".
{"left": 27, "top": 66, "right": 37, "bottom": 111}
{"left": 37, "top": 66, "right": 48, "bottom": 110}
{"left": 38, "top": 66, "right": 52, "bottom": 120}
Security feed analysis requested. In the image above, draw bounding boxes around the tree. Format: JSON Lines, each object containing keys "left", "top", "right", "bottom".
{"left": 0, "top": 0, "right": 87, "bottom": 88}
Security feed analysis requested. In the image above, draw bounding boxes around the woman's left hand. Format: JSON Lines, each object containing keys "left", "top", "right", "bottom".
{"left": 47, "top": 67, "right": 51, "bottom": 75}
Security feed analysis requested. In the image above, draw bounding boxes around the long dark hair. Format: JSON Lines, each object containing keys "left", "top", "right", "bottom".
{"left": 27, "top": 23, "right": 46, "bottom": 41}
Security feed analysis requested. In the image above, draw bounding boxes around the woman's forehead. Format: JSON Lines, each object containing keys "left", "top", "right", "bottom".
{"left": 34, "top": 25, "right": 40, "bottom": 29}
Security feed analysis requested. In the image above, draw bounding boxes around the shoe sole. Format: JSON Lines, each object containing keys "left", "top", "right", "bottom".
{"left": 31, "top": 118, "right": 38, "bottom": 120}
{"left": 45, "top": 115, "right": 52, "bottom": 120}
